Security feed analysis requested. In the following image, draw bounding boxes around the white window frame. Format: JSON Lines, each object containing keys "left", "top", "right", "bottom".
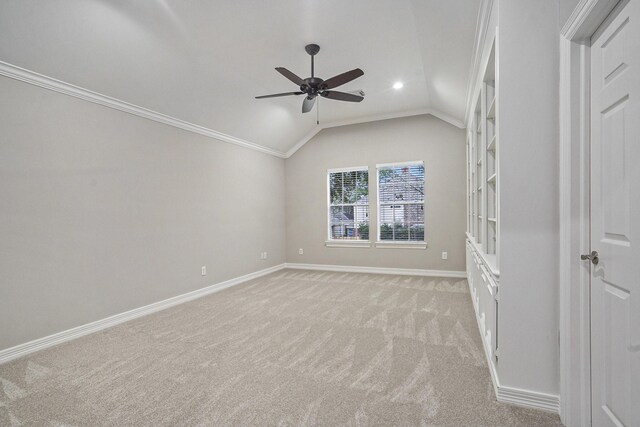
{"left": 375, "top": 161, "right": 427, "bottom": 249}
{"left": 326, "top": 166, "right": 371, "bottom": 248}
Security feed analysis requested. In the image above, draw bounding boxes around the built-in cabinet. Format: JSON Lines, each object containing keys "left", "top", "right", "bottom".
{"left": 464, "top": 0, "right": 562, "bottom": 408}
{"left": 466, "top": 38, "right": 499, "bottom": 367}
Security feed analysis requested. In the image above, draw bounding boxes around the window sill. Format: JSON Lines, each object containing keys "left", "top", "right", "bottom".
{"left": 374, "top": 241, "right": 427, "bottom": 249}
{"left": 325, "top": 240, "right": 371, "bottom": 248}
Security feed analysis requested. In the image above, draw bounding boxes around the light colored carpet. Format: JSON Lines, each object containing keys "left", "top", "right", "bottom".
{"left": 0, "top": 269, "right": 563, "bottom": 426}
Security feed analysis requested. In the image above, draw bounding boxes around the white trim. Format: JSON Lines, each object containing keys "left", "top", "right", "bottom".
{"left": 0, "top": 264, "right": 286, "bottom": 365}
{"left": 423, "top": 109, "right": 466, "bottom": 130}
{"left": 285, "top": 127, "right": 324, "bottom": 158}
{"left": 498, "top": 386, "right": 561, "bottom": 413}
{"left": 285, "top": 109, "right": 466, "bottom": 158}
{"left": 0, "top": 61, "right": 287, "bottom": 159}
{"left": 466, "top": 233, "right": 500, "bottom": 277}
{"left": 374, "top": 241, "right": 427, "bottom": 249}
{"left": 285, "top": 262, "right": 466, "bottom": 278}
{"left": 322, "top": 108, "right": 465, "bottom": 131}
{"left": 327, "top": 166, "right": 368, "bottom": 174}
{"left": 559, "top": 1, "right": 620, "bottom": 425}
{"left": 0, "top": 60, "right": 464, "bottom": 160}
{"left": 325, "top": 241, "right": 371, "bottom": 248}
{"left": 467, "top": 274, "right": 560, "bottom": 413}
{"left": 464, "top": 0, "right": 495, "bottom": 125}
{"left": 562, "top": 0, "right": 620, "bottom": 39}
{"left": 376, "top": 160, "right": 424, "bottom": 168}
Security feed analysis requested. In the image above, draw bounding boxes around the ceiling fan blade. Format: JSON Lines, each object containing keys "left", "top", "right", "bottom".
{"left": 347, "top": 90, "right": 365, "bottom": 97}
{"left": 255, "top": 91, "right": 303, "bottom": 99}
{"left": 275, "top": 67, "right": 305, "bottom": 86}
{"left": 302, "top": 96, "right": 316, "bottom": 113}
{"left": 320, "top": 90, "right": 364, "bottom": 102}
{"left": 321, "top": 68, "right": 364, "bottom": 90}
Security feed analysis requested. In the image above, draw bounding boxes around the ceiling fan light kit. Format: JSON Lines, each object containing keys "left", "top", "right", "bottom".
{"left": 256, "top": 44, "right": 365, "bottom": 114}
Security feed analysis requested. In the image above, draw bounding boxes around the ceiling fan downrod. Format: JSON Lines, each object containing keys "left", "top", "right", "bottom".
{"left": 305, "top": 43, "right": 320, "bottom": 78}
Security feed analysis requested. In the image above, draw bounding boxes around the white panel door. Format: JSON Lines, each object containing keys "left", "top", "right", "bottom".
{"left": 590, "top": 1, "right": 640, "bottom": 426}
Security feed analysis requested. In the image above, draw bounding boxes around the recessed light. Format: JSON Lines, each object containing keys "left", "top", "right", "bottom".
{"left": 393, "top": 82, "right": 404, "bottom": 90}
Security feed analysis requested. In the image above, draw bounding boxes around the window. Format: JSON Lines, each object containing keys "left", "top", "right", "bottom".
{"left": 377, "top": 161, "right": 425, "bottom": 242}
{"left": 327, "top": 167, "right": 369, "bottom": 241}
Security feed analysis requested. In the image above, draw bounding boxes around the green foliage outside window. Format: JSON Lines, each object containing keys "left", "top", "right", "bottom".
{"left": 379, "top": 223, "right": 424, "bottom": 241}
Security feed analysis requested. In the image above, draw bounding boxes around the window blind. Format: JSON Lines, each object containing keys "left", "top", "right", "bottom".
{"left": 327, "top": 167, "right": 369, "bottom": 240}
{"left": 377, "top": 162, "right": 425, "bottom": 241}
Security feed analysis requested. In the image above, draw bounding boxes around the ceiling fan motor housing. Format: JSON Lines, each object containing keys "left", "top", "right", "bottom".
{"left": 301, "top": 77, "right": 325, "bottom": 96}
{"left": 305, "top": 44, "right": 320, "bottom": 56}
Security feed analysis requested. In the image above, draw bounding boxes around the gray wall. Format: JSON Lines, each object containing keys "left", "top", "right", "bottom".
{"left": 285, "top": 115, "right": 466, "bottom": 272}
{"left": 0, "top": 76, "right": 286, "bottom": 350}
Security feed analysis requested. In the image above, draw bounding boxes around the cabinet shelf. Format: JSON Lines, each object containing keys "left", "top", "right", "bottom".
{"left": 487, "top": 98, "right": 496, "bottom": 119}
{"left": 487, "top": 135, "right": 496, "bottom": 151}
{"left": 468, "top": 40, "right": 498, "bottom": 269}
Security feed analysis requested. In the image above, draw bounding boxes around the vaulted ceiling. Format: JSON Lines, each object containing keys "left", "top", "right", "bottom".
{"left": 0, "top": 0, "right": 480, "bottom": 156}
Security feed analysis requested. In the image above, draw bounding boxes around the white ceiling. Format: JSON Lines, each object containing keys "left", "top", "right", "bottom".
{"left": 0, "top": 0, "right": 480, "bottom": 155}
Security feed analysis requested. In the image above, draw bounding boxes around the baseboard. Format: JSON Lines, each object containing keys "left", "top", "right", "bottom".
{"left": 497, "top": 385, "right": 560, "bottom": 413}
{"left": 466, "top": 273, "right": 560, "bottom": 414}
{"left": 284, "top": 262, "right": 467, "bottom": 278}
{"left": 0, "top": 264, "right": 286, "bottom": 365}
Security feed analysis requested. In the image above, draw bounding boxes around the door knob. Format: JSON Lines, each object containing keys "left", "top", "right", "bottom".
{"left": 581, "top": 250, "right": 599, "bottom": 265}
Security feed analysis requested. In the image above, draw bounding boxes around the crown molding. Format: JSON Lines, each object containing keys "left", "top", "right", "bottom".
{"left": 285, "top": 108, "right": 465, "bottom": 158}
{"left": 285, "top": 127, "right": 324, "bottom": 159}
{"left": 1, "top": 60, "right": 465, "bottom": 160}
{"left": 0, "top": 61, "right": 288, "bottom": 158}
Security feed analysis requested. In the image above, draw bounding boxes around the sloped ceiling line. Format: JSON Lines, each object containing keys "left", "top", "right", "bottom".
{"left": 1, "top": 60, "right": 464, "bottom": 159}
{"left": 285, "top": 108, "right": 465, "bottom": 158}
{"left": 0, "top": 60, "right": 287, "bottom": 158}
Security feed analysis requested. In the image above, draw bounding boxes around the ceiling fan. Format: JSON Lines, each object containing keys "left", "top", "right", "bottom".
{"left": 256, "top": 44, "right": 364, "bottom": 113}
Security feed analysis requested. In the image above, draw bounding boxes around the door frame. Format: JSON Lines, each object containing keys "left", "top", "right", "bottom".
{"left": 559, "top": 1, "right": 621, "bottom": 425}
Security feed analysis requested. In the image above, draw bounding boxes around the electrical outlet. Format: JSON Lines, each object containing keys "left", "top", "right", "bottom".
{"left": 201, "top": 266, "right": 207, "bottom": 276}
{"left": 441, "top": 252, "right": 448, "bottom": 260}
{"left": 264, "top": 251, "right": 268, "bottom": 259}
{"left": 298, "top": 248, "right": 304, "bottom": 255}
